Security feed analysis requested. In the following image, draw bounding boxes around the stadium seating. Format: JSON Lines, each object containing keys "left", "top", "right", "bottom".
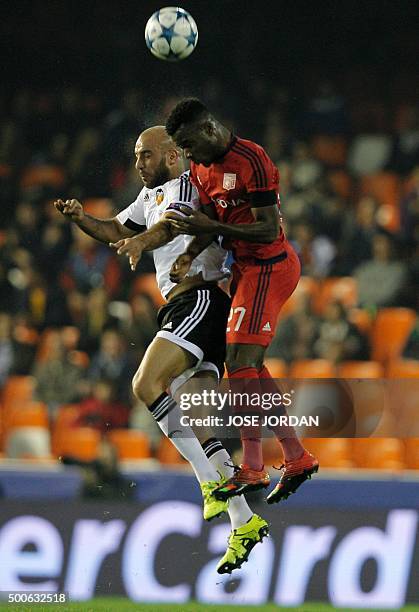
{"left": 352, "top": 438, "right": 405, "bottom": 470}
{"left": 303, "top": 438, "right": 353, "bottom": 468}
{"left": 360, "top": 171, "right": 401, "bottom": 231}
{"left": 276, "top": 276, "right": 318, "bottom": 320}
{"left": 404, "top": 438, "right": 419, "bottom": 470}
{"left": 2, "top": 376, "right": 35, "bottom": 410}
{"left": 131, "top": 273, "right": 166, "bottom": 307}
{"left": 20, "top": 164, "right": 66, "bottom": 189}
{"left": 108, "top": 429, "right": 151, "bottom": 460}
{"left": 156, "top": 437, "right": 187, "bottom": 465}
{"left": 371, "top": 308, "right": 416, "bottom": 363}
{"left": 387, "top": 359, "right": 419, "bottom": 378}
{"left": 264, "top": 358, "right": 288, "bottom": 378}
{"left": 53, "top": 427, "right": 101, "bottom": 462}
{"left": 337, "top": 360, "right": 384, "bottom": 378}
{"left": 314, "top": 277, "right": 358, "bottom": 314}
{"left": 289, "top": 359, "right": 336, "bottom": 378}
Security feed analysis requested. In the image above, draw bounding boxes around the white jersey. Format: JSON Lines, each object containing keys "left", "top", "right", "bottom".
{"left": 116, "top": 171, "right": 230, "bottom": 299}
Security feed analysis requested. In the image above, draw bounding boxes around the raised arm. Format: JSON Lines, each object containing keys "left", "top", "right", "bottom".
{"left": 110, "top": 216, "right": 178, "bottom": 271}
{"left": 54, "top": 199, "right": 137, "bottom": 244}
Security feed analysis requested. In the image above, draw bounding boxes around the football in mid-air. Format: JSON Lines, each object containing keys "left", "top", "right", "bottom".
{"left": 145, "top": 7, "right": 198, "bottom": 61}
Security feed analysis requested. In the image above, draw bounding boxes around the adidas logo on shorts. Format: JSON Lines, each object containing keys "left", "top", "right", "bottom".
{"left": 262, "top": 321, "right": 271, "bottom": 332}
{"left": 163, "top": 321, "right": 173, "bottom": 330}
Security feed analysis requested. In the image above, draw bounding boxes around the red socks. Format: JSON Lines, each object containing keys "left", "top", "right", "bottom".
{"left": 228, "top": 366, "right": 264, "bottom": 471}
{"left": 258, "top": 365, "right": 304, "bottom": 462}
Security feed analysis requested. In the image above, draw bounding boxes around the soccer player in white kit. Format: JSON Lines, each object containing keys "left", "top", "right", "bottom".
{"left": 54, "top": 126, "right": 268, "bottom": 573}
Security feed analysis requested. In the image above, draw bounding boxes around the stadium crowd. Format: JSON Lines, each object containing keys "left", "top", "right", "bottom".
{"left": 0, "top": 81, "right": 418, "bottom": 466}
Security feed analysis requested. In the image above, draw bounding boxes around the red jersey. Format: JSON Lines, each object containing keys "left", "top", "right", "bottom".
{"left": 190, "top": 135, "right": 285, "bottom": 260}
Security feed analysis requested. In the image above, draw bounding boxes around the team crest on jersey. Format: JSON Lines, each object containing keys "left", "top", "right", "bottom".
{"left": 155, "top": 188, "right": 164, "bottom": 205}
{"left": 223, "top": 173, "right": 236, "bottom": 190}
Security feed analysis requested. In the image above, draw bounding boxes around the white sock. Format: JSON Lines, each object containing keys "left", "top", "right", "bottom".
{"left": 202, "top": 438, "right": 254, "bottom": 529}
{"left": 149, "top": 393, "right": 218, "bottom": 484}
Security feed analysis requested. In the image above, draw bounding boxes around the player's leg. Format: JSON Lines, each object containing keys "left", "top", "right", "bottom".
{"left": 176, "top": 368, "right": 269, "bottom": 574}
{"left": 132, "top": 336, "right": 227, "bottom": 520}
{"left": 216, "top": 246, "right": 318, "bottom": 500}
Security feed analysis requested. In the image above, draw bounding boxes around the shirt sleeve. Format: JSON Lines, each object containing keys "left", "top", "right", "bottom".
{"left": 165, "top": 174, "right": 201, "bottom": 216}
{"left": 116, "top": 190, "right": 146, "bottom": 230}
{"left": 241, "top": 145, "right": 280, "bottom": 206}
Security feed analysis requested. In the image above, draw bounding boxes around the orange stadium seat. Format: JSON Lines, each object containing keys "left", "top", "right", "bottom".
{"left": 277, "top": 276, "right": 319, "bottom": 320}
{"left": 337, "top": 361, "right": 384, "bottom": 379}
{"left": 83, "top": 198, "right": 115, "bottom": 217}
{"left": 314, "top": 277, "right": 358, "bottom": 314}
{"left": 387, "top": 359, "right": 419, "bottom": 378}
{"left": 132, "top": 273, "right": 165, "bottom": 307}
{"left": 54, "top": 427, "right": 101, "bottom": 462}
{"left": 404, "top": 439, "right": 419, "bottom": 470}
{"left": 352, "top": 438, "right": 405, "bottom": 470}
{"left": 156, "top": 436, "right": 187, "bottom": 465}
{"left": 371, "top": 308, "right": 416, "bottom": 363}
{"left": 360, "top": 172, "right": 401, "bottom": 232}
{"left": 2, "top": 376, "right": 35, "bottom": 409}
{"left": 264, "top": 358, "right": 288, "bottom": 378}
{"left": 20, "top": 165, "right": 66, "bottom": 189}
{"left": 6, "top": 401, "right": 49, "bottom": 430}
{"left": 312, "top": 135, "right": 347, "bottom": 166}
{"left": 303, "top": 438, "right": 353, "bottom": 468}
{"left": 108, "top": 429, "right": 151, "bottom": 460}
{"left": 289, "top": 359, "right": 336, "bottom": 378}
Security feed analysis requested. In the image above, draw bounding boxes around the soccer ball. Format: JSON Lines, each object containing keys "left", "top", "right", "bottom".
{"left": 145, "top": 7, "right": 198, "bottom": 61}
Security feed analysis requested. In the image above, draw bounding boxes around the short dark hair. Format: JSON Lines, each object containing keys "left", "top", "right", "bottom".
{"left": 166, "top": 98, "right": 209, "bottom": 136}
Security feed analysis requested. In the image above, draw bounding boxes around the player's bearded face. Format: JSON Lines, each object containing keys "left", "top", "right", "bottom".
{"left": 141, "top": 156, "right": 171, "bottom": 189}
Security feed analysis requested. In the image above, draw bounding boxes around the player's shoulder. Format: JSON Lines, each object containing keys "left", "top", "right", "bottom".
{"left": 233, "top": 136, "right": 271, "bottom": 159}
{"left": 165, "top": 170, "right": 191, "bottom": 189}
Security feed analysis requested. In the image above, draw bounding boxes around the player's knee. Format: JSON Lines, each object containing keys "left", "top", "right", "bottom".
{"left": 132, "top": 369, "right": 152, "bottom": 403}
{"left": 132, "top": 368, "right": 167, "bottom": 405}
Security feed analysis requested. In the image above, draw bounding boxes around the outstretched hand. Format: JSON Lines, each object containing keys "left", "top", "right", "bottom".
{"left": 54, "top": 199, "right": 84, "bottom": 221}
{"left": 110, "top": 236, "right": 144, "bottom": 271}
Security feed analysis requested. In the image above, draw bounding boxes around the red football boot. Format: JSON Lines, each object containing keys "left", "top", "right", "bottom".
{"left": 266, "top": 450, "right": 319, "bottom": 504}
{"left": 213, "top": 465, "right": 271, "bottom": 500}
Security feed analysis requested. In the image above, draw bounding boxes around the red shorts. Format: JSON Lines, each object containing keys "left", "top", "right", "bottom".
{"left": 227, "top": 241, "right": 301, "bottom": 347}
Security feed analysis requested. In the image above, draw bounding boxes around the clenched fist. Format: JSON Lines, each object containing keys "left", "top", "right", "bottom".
{"left": 54, "top": 199, "right": 84, "bottom": 221}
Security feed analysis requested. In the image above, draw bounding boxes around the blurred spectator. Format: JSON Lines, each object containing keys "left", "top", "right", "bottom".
{"left": 73, "top": 379, "right": 130, "bottom": 433}
{"left": 61, "top": 228, "right": 122, "bottom": 297}
{"left": 32, "top": 331, "right": 85, "bottom": 413}
{"left": 77, "top": 287, "right": 119, "bottom": 355}
{"left": 335, "top": 196, "right": 380, "bottom": 274}
{"left": 314, "top": 301, "right": 369, "bottom": 363}
{"left": 266, "top": 294, "right": 320, "bottom": 363}
{"left": 388, "top": 107, "right": 419, "bottom": 175}
{"left": 126, "top": 294, "right": 158, "bottom": 360}
{"left": 89, "top": 329, "right": 135, "bottom": 404}
{"left": 0, "top": 313, "right": 14, "bottom": 387}
{"left": 354, "top": 231, "right": 409, "bottom": 309}
{"left": 292, "top": 221, "right": 336, "bottom": 277}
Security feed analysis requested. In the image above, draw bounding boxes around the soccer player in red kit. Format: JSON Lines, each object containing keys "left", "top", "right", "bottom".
{"left": 166, "top": 99, "right": 318, "bottom": 503}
